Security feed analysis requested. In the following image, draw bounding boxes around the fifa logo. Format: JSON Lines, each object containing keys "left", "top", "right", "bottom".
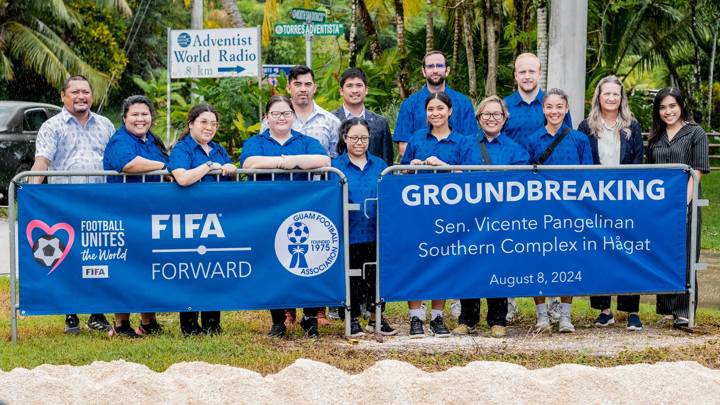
{"left": 151, "top": 214, "right": 225, "bottom": 239}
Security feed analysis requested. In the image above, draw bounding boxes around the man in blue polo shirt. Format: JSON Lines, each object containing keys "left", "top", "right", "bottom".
{"left": 503, "top": 53, "right": 572, "bottom": 152}
{"left": 394, "top": 51, "right": 478, "bottom": 157}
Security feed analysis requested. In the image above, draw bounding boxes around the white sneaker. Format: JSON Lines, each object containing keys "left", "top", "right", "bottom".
{"left": 548, "top": 298, "right": 562, "bottom": 324}
{"left": 535, "top": 312, "right": 550, "bottom": 330}
{"left": 558, "top": 315, "right": 575, "bottom": 333}
{"left": 327, "top": 307, "right": 341, "bottom": 320}
{"left": 450, "top": 300, "right": 461, "bottom": 320}
{"left": 506, "top": 298, "right": 517, "bottom": 323}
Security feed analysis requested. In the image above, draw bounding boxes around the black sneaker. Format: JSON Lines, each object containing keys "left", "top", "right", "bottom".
{"left": 300, "top": 316, "right": 319, "bottom": 338}
{"left": 109, "top": 320, "right": 141, "bottom": 338}
{"left": 64, "top": 314, "right": 80, "bottom": 334}
{"left": 202, "top": 315, "right": 222, "bottom": 335}
{"left": 136, "top": 320, "right": 163, "bottom": 336}
{"left": 365, "top": 318, "right": 398, "bottom": 336}
{"left": 268, "top": 323, "right": 286, "bottom": 338}
{"left": 87, "top": 314, "right": 111, "bottom": 331}
{"left": 180, "top": 314, "right": 203, "bottom": 336}
{"left": 409, "top": 316, "right": 425, "bottom": 338}
{"left": 429, "top": 316, "right": 450, "bottom": 337}
{"left": 593, "top": 312, "right": 615, "bottom": 327}
{"left": 350, "top": 318, "right": 365, "bottom": 337}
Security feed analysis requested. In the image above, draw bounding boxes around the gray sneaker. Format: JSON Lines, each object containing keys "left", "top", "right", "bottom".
{"left": 535, "top": 312, "right": 550, "bottom": 330}
{"left": 548, "top": 299, "right": 562, "bottom": 324}
{"left": 450, "top": 300, "right": 461, "bottom": 320}
{"left": 558, "top": 315, "right": 575, "bottom": 333}
{"left": 506, "top": 298, "right": 517, "bottom": 323}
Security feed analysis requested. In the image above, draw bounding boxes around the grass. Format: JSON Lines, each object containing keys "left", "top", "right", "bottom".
{"left": 702, "top": 172, "right": 720, "bottom": 250}
{"left": 1, "top": 277, "right": 720, "bottom": 374}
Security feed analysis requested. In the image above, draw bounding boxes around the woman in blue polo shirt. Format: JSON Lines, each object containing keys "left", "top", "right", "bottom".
{"left": 526, "top": 88, "right": 592, "bottom": 334}
{"left": 168, "top": 103, "right": 235, "bottom": 336}
{"left": 401, "top": 91, "right": 480, "bottom": 338}
{"left": 103, "top": 95, "right": 168, "bottom": 338}
{"left": 331, "top": 117, "right": 396, "bottom": 338}
{"left": 240, "top": 94, "right": 330, "bottom": 338}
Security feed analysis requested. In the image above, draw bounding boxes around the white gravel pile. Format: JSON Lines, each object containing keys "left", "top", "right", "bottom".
{"left": 1, "top": 359, "right": 718, "bottom": 404}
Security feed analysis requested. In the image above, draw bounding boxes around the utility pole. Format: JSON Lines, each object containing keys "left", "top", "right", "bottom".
{"left": 192, "top": 0, "right": 203, "bottom": 29}
{"left": 546, "top": 0, "right": 587, "bottom": 127}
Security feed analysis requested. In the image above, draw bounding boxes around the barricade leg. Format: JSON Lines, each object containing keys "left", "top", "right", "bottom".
{"left": 9, "top": 180, "right": 18, "bottom": 343}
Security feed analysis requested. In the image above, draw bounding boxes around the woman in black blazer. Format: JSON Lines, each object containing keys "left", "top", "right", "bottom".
{"left": 578, "top": 75, "right": 644, "bottom": 330}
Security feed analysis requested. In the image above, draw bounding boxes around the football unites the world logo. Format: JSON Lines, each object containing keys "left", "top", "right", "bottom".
{"left": 275, "top": 211, "right": 340, "bottom": 277}
{"left": 25, "top": 220, "right": 75, "bottom": 274}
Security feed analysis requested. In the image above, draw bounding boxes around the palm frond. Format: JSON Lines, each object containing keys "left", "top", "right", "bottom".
{"left": 46, "top": 0, "right": 80, "bottom": 27}
{"left": 261, "top": 0, "right": 279, "bottom": 48}
{"left": 95, "top": 0, "right": 133, "bottom": 17}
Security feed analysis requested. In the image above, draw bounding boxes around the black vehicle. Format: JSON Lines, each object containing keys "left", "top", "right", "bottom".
{"left": 0, "top": 101, "right": 62, "bottom": 205}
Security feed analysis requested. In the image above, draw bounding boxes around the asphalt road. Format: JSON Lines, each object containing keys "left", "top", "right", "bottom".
{"left": 1, "top": 218, "right": 13, "bottom": 275}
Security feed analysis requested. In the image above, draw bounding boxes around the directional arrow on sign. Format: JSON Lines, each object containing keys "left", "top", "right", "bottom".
{"left": 218, "top": 66, "right": 246, "bottom": 73}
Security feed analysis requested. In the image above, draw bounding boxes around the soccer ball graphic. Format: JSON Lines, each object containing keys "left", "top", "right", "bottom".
{"left": 286, "top": 221, "right": 310, "bottom": 244}
{"left": 32, "top": 234, "right": 65, "bottom": 268}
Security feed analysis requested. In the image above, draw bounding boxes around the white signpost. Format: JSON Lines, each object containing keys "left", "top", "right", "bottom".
{"left": 166, "top": 27, "right": 262, "bottom": 140}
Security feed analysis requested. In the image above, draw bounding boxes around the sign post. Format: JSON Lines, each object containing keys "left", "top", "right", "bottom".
{"left": 166, "top": 27, "right": 262, "bottom": 141}
{"left": 273, "top": 9, "right": 344, "bottom": 68}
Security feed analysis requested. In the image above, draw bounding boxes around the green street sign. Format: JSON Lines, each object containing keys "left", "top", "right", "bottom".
{"left": 273, "top": 23, "right": 345, "bottom": 37}
{"left": 290, "top": 8, "right": 326, "bottom": 23}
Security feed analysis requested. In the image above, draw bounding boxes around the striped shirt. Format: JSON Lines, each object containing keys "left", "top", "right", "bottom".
{"left": 647, "top": 123, "right": 710, "bottom": 173}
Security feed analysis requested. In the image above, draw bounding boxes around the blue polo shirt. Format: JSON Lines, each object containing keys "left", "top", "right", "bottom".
{"left": 503, "top": 89, "right": 573, "bottom": 151}
{"left": 526, "top": 124, "right": 592, "bottom": 165}
{"left": 393, "top": 85, "right": 479, "bottom": 143}
{"left": 103, "top": 126, "right": 169, "bottom": 183}
{"left": 167, "top": 134, "right": 232, "bottom": 182}
{"left": 477, "top": 133, "right": 530, "bottom": 165}
{"left": 239, "top": 129, "right": 327, "bottom": 180}
{"left": 332, "top": 153, "right": 387, "bottom": 244}
{"left": 401, "top": 129, "right": 481, "bottom": 165}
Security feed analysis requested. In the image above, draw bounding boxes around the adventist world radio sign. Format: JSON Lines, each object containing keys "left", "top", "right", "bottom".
{"left": 169, "top": 27, "right": 261, "bottom": 79}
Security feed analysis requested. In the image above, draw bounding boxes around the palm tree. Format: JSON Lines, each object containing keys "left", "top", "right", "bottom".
{"left": 0, "top": 0, "right": 130, "bottom": 95}
{"left": 222, "top": 0, "right": 245, "bottom": 27}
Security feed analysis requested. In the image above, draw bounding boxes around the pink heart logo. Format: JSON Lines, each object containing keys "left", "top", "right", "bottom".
{"left": 25, "top": 220, "right": 75, "bottom": 274}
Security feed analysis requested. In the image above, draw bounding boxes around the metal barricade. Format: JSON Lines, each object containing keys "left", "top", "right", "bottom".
{"left": 373, "top": 164, "right": 707, "bottom": 335}
{"left": 7, "top": 167, "right": 353, "bottom": 342}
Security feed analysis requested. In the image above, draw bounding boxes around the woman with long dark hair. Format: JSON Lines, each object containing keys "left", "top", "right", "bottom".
{"left": 647, "top": 87, "right": 709, "bottom": 329}
{"left": 578, "top": 76, "right": 644, "bottom": 330}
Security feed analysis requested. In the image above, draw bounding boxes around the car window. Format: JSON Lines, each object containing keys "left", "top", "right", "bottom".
{"left": 0, "top": 107, "right": 12, "bottom": 124}
{"left": 23, "top": 109, "right": 49, "bottom": 132}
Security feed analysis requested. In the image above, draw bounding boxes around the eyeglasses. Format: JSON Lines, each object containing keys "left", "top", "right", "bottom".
{"left": 346, "top": 136, "right": 370, "bottom": 144}
{"left": 424, "top": 63, "right": 446, "bottom": 70}
{"left": 478, "top": 112, "right": 505, "bottom": 120}
{"left": 269, "top": 111, "right": 294, "bottom": 119}
{"left": 197, "top": 119, "right": 219, "bottom": 128}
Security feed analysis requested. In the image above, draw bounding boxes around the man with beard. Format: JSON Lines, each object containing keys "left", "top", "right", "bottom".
{"left": 263, "top": 65, "right": 341, "bottom": 158}
{"left": 30, "top": 75, "right": 115, "bottom": 335}
{"left": 393, "top": 51, "right": 478, "bottom": 157}
{"left": 332, "top": 67, "right": 393, "bottom": 165}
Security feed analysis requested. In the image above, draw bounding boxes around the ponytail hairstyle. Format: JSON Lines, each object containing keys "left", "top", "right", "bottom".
{"left": 542, "top": 88, "right": 569, "bottom": 124}
{"left": 424, "top": 91, "right": 453, "bottom": 129}
{"left": 121, "top": 95, "right": 168, "bottom": 156}
{"left": 336, "top": 117, "right": 370, "bottom": 155}
{"left": 179, "top": 104, "right": 219, "bottom": 141}
{"left": 649, "top": 87, "right": 689, "bottom": 146}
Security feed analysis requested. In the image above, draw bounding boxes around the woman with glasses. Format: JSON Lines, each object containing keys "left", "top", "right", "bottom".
{"left": 400, "top": 91, "right": 481, "bottom": 338}
{"left": 240, "top": 95, "right": 330, "bottom": 338}
{"left": 452, "top": 95, "right": 529, "bottom": 338}
{"left": 331, "top": 117, "right": 396, "bottom": 338}
{"left": 167, "top": 104, "right": 236, "bottom": 335}
{"left": 578, "top": 76, "right": 644, "bottom": 331}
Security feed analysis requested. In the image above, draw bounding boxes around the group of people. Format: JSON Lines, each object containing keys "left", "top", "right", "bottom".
{"left": 31, "top": 49, "right": 709, "bottom": 339}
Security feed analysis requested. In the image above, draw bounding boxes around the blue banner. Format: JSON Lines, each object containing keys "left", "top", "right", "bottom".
{"left": 18, "top": 180, "right": 345, "bottom": 315}
{"left": 378, "top": 168, "right": 688, "bottom": 301}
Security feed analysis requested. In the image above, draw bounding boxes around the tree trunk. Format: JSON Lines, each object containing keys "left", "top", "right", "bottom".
{"left": 358, "top": 0, "right": 382, "bottom": 60}
{"left": 222, "top": 0, "right": 244, "bottom": 27}
{"left": 426, "top": 0, "right": 434, "bottom": 52}
{"left": 536, "top": 0, "right": 548, "bottom": 89}
{"left": 708, "top": 20, "right": 719, "bottom": 126}
{"left": 395, "top": 0, "right": 409, "bottom": 98}
{"left": 689, "top": 0, "right": 703, "bottom": 120}
{"left": 349, "top": 0, "right": 359, "bottom": 67}
{"left": 513, "top": 0, "right": 531, "bottom": 58}
{"left": 463, "top": 1, "right": 477, "bottom": 100}
{"left": 452, "top": 3, "right": 463, "bottom": 71}
{"left": 485, "top": 0, "right": 500, "bottom": 96}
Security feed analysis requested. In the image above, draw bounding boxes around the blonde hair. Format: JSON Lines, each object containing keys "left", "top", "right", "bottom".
{"left": 587, "top": 75, "right": 634, "bottom": 139}
{"left": 475, "top": 95, "right": 509, "bottom": 121}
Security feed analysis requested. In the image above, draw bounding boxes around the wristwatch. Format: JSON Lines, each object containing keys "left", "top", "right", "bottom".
{"left": 205, "top": 161, "right": 214, "bottom": 168}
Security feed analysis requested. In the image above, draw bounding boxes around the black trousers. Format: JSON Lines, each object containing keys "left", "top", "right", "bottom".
{"left": 590, "top": 295, "right": 640, "bottom": 313}
{"left": 657, "top": 205, "right": 700, "bottom": 319}
{"left": 270, "top": 308, "right": 321, "bottom": 325}
{"left": 348, "top": 242, "right": 385, "bottom": 318}
{"left": 180, "top": 311, "right": 220, "bottom": 327}
{"left": 459, "top": 298, "right": 507, "bottom": 327}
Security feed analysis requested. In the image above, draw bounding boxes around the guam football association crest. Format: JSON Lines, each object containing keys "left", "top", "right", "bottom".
{"left": 274, "top": 211, "right": 340, "bottom": 277}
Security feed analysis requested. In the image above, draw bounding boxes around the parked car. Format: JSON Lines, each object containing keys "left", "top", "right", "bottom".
{"left": 0, "top": 101, "right": 62, "bottom": 205}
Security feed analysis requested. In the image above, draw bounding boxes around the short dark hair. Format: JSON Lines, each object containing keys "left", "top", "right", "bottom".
{"left": 336, "top": 117, "right": 370, "bottom": 155}
{"left": 339, "top": 67, "right": 368, "bottom": 87}
{"left": 288, "top": 65, "right": 314, "bottom": 83}
{"left": 62, "top": 75, "right": 91, "bottom": 92}
{"left": 422, "top": 50, "right": 447, "bottom": 67}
